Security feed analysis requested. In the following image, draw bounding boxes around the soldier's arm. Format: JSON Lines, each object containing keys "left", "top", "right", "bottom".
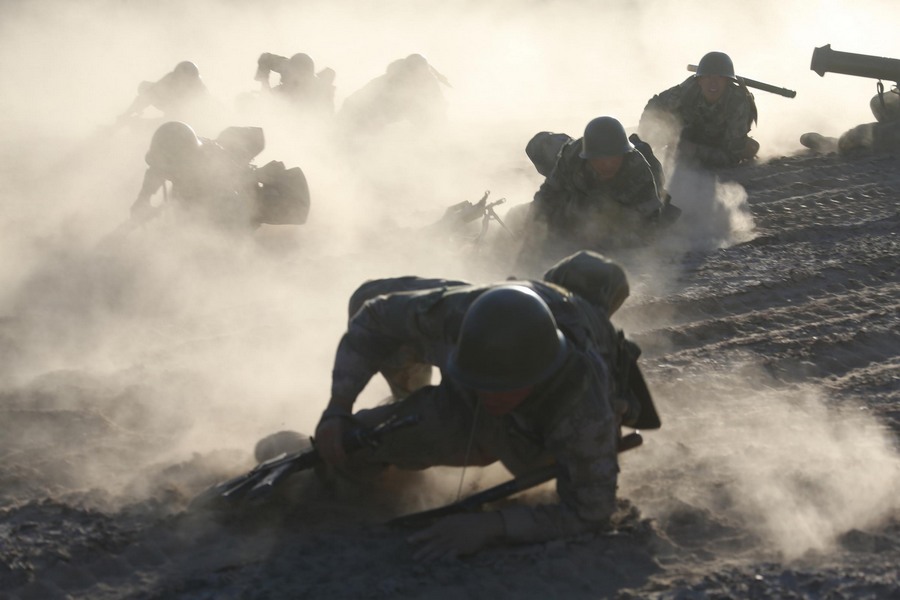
{"left": 497, "top": 374, "right": 620, "bottom": 543}
{"left": 328, "top": 288, "right": 465, "bottom": 415}
{"left": 683, "top": 88, "right": 757, "bottom": 167}
{"left": 617, "top": 157, "right": 664, "bottom": 219}
{"left": 130, "top": 167, "right": 166, "bottom": 219}
{"left": 638, "top": 82, "right": 686, "bottom": 142}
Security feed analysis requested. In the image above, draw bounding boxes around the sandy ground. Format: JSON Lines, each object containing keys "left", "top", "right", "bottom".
{"left": 1, "top": 142, "right": 899, "bottom": 599}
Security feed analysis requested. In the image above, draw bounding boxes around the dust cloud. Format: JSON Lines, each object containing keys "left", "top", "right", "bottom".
{"left": 623, "top": 374, "right": 900, "bottom": 560}
{"left": 0, "top": 0, "right": 898, "bottom": 507}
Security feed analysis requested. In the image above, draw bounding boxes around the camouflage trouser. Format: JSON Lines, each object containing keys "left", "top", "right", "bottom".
{"left": 839, "top": 120, "right": 900, "bottom": 155}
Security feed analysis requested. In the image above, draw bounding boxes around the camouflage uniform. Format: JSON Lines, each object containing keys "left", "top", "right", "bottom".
{"left": 338, "top": 55, "right": 448, "bottom": 133}
{"left": 520, "top": 138, "right": 662, "bottom": 265}
{"left": 329, "top": 278, "right": 625, "bottom": 543}
{"left": 639, "top": 77, "right": 758, "bottom": 167}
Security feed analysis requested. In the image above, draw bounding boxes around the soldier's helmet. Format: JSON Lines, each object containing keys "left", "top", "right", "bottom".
{"left": 579, "top": 116, "right": 634, "bottom": 159}
{"left": 145, "top": 121, "right": 202, "bottom": 172}
{"left": 695, "top": 51, "right": 736, "bottom": 80}
{"left": 173, "top": 61, "right": 201, "bottom": 80}
{"left": 447, "top": 285, "right": 568, "bottom": 391}
{"left": 286, "top": 53, "right": 315, "bottom": 79}
{"left": 405, "top": 53, "right": 430, "bottom": 73}
{"left": 543, "top": 250, "right": 630, "bottom": 316}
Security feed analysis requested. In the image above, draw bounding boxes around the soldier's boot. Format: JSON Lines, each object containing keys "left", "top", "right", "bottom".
{"left": 800, "top": 132, "right": 839, "bottom": 154}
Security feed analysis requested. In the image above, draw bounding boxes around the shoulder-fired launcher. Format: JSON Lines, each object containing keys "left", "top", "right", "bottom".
{"left": 811, "top": 44, "right": 900, "bottom": 86}
{"left": 686, "top": 64, "right": 796, "bottom": 98}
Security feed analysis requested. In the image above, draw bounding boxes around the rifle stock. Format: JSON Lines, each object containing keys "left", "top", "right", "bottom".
{"left": 686, "top": 64, "right": 796, "bottom": 98}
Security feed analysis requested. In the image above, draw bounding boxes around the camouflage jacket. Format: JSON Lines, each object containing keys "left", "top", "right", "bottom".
{"left": 528, "top": 140, "right": 662, "bottom": 250}
{"left": 641, "top": 76, "right": 757, "bottom": 167}
{"left": 331, "top": 279, "right": 621, "bottom": 543}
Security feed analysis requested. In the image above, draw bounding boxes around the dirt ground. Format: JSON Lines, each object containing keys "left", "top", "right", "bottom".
{"left": 1, "top": 143, "right": 899, "bottom": 600}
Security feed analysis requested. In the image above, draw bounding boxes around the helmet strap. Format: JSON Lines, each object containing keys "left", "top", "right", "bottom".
{"left": 455, "top": 400, "right": 482, "bottom": 502}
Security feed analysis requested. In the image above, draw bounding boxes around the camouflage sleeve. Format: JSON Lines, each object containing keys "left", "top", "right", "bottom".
{"left": 330, "top": 287, "right": 468, "bottom": 404}
{"left": 689, "top": 91, "right": 756, "bottom": 167}
{"left": 638, "top": 82, "right": 688, "bottom": 149}
{"left": 615, "top": 155, "right": 662, "bottom": 218}
{"left": 498, "top": 358, "right": 619, "bottom": 543}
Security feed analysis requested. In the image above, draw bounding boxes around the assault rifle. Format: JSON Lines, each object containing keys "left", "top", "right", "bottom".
{"left": 389, "top": 431, "right": 643, "bottom": 528}
{"left": 190, "top": 413, "right": 421, "bottom": 511}
{"left": 687, "top": 64, "right": 796, "bottom": 98}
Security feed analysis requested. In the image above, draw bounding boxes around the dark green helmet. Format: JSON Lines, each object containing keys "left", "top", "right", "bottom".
{"left": 447, "top": 285, "right": 568, "bottom": 391}
{"left": 145, "top": 121, "right": 202, "bottom": 172}
{"left": 696, "top": 51, "right": 736, "bottom": 80}
{"left": 542, "top": 250, "right": 630, "bottom": 315}
{"left": 579, "top": 116, "right": 634, "bottom": 159}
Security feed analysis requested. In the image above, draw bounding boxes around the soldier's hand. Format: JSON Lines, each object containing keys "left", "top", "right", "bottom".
{"left": 314, "top": 416, "right": 348, "bottom": 465}
{"left": 407, "top": 512, "right": 504, "bottom": 562}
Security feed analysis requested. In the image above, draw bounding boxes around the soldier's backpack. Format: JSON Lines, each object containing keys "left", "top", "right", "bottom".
{"left": 256, "top": 162, "right": 311, "bottom": 225}
{"left": 525, "top": 131, "right": 573, "bottom": 177}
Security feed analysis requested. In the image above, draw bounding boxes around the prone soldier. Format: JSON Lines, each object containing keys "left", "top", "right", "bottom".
{"left": 308, "top": 250, "right": 658, "bottom": 559}
{"left": 118, "top": 61, "right": 213, "bottom": 125}
{"left": 131, "top": 121, "right": 310, "bottom": 235}
{"left": 638, "top": 51, "right": 760, "bottom": 168}
{"left": 255, "top": 52, "right": 336, "bottom": 116}
{"left": 516, "top": 116, "right": 670, "bottom": 272}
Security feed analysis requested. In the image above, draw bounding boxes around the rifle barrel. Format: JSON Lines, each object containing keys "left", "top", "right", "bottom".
{"left": 686, "top": 64, "right": 796, "bottom": 98}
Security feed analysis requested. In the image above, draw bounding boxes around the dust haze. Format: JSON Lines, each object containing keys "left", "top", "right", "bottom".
{"left": 1, "top": 0, "right": 898, "bottom": 553}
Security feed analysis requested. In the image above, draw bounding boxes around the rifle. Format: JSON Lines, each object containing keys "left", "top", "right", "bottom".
{"left": 189, "top": 413, "right": 421, "bottom": 511}
{"left": 389, "top": 431, "right": 643, "bottom": 528}
{"left": 687, "top": 64, "right": 796, "bottom": 98}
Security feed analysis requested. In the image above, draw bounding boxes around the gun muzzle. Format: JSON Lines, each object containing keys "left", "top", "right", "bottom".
{"left": 811, "top": 44, "right": 900, "bottom": 83}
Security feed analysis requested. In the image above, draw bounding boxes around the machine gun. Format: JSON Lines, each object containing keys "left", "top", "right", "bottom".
{"left": 687, "top": 64, "right": 796, "bottom": 98}
{"left": 811, "top": 44, "right": 900, "bottom": 85}
{"left": 810, "top": 44, "right": 900, "bottom": 116}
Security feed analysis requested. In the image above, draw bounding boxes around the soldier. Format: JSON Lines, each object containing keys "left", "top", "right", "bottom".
{"left": 338, "top": 53, "right": 450, "bottom": 134}
{"left": 130, "top": 121, "right": 310, "bottom": 234}
{"left": 638, "top": 51, "right": 759, "bottom": 168}
{"left": 254, "top": 52, "right": 336, "bottom": 115}
{"left": 516, "top": 116, "right": 666, "bottom": 271}
{"left": 118, "top": 61, "right": 212, "bottom": 124}
{"left": 801, "top": 88, "right": 900, "bottom": 155}
{"left": 312, "top": 251, "right": 658, "bottom": 560}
